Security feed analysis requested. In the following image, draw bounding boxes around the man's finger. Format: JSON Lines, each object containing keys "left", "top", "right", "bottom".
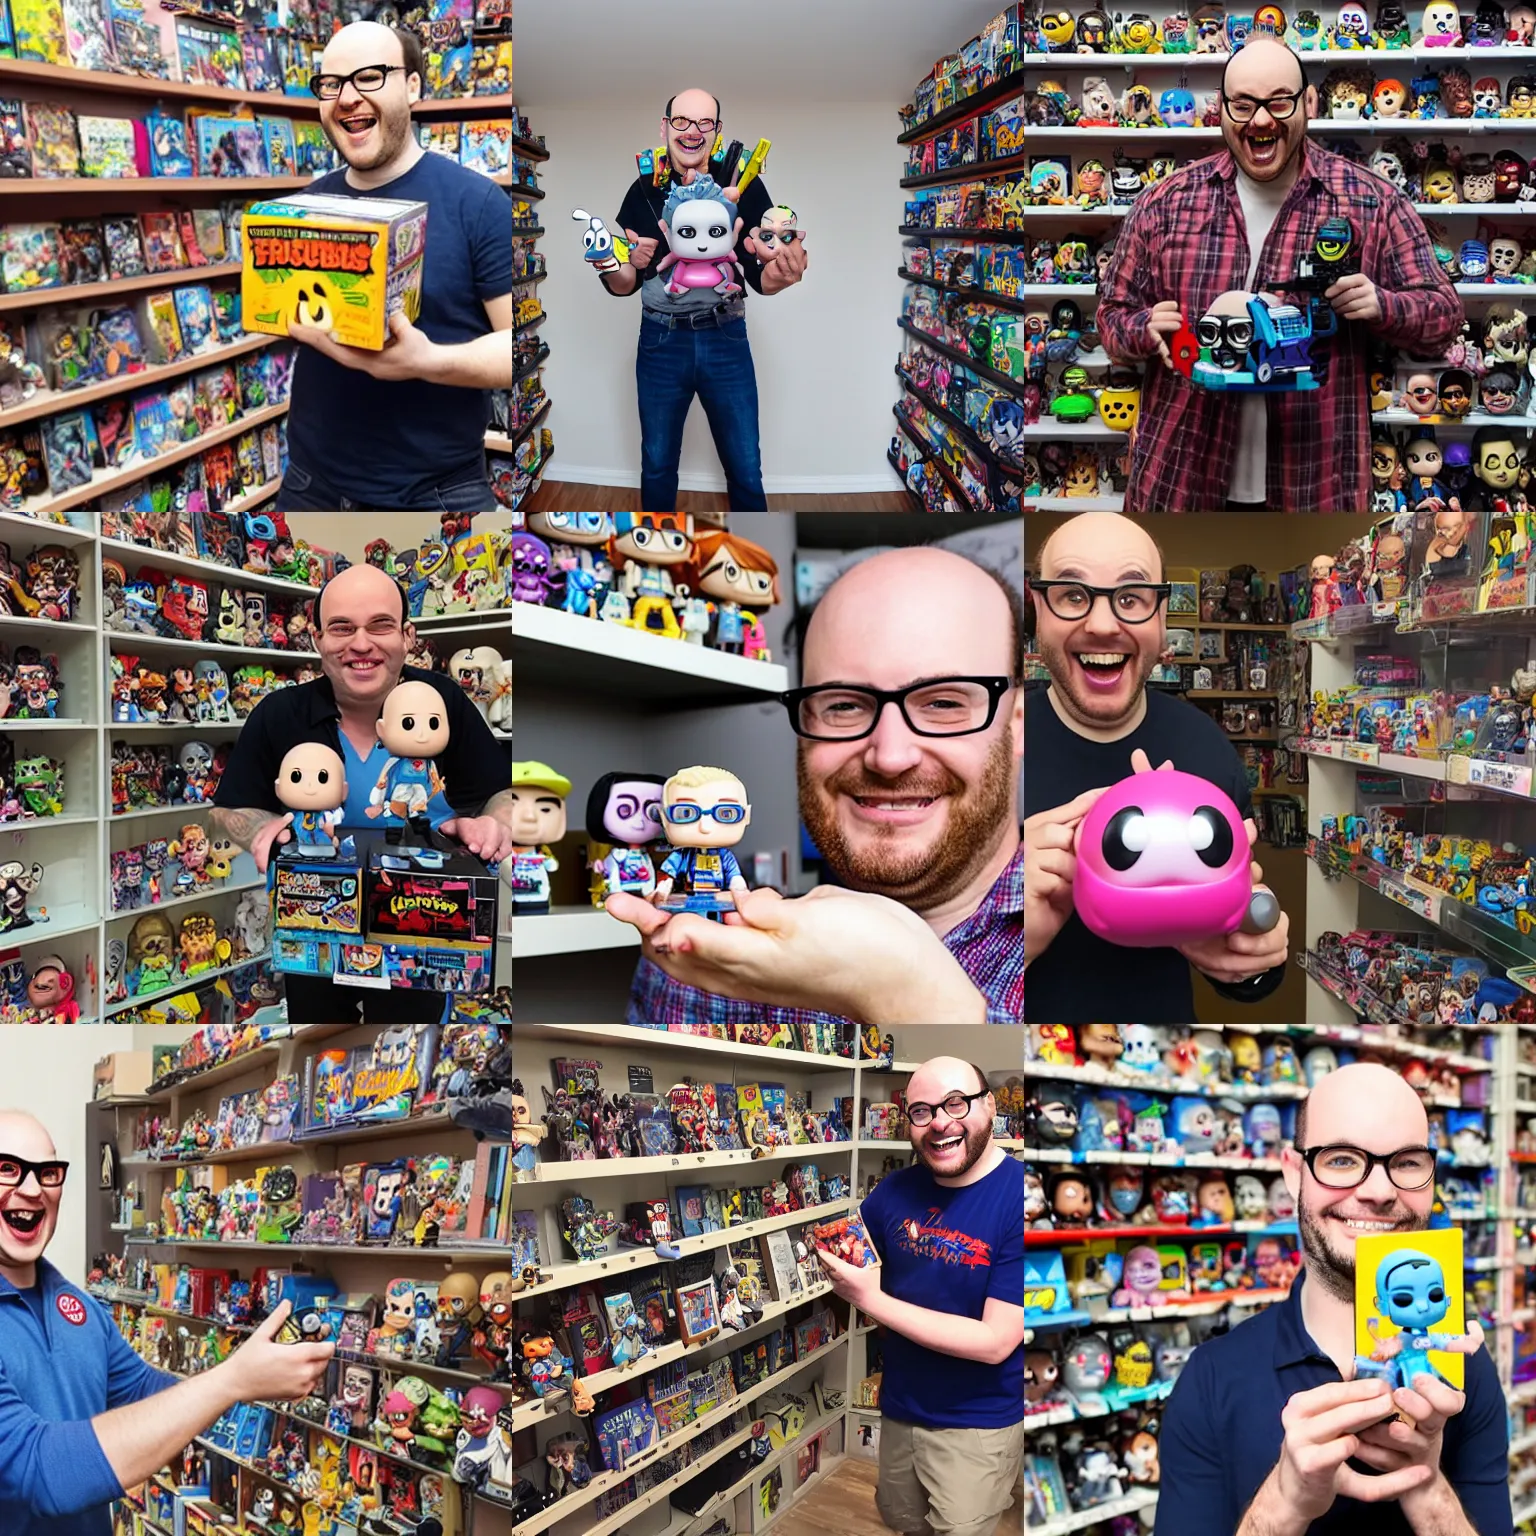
{"left": 1027, "top": 785, "right": 1110, "bottom": 831}
{"left": 605, "top": 892, "right": 671, "bottom": 937}
{"left": 251, "top": 1300, "right": 292, "bottom": 1339}
{"left": 1334, "top": 1464, "right": 1433, "bottom": 1504}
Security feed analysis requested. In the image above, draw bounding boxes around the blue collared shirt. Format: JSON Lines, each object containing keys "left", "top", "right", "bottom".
{"left": 1155, "top": 1271, "right": 1512, "bottom": 1536}
{"left": 0, "top": 1260, "right": 178, "bottom": 1536}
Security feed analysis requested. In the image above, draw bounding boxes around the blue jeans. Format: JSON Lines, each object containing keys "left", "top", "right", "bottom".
{"left": 636, "top": 315, "right": 766, "bottom": 510}
{"left": 275, "top": 458, "right": 497, "bottom": 513}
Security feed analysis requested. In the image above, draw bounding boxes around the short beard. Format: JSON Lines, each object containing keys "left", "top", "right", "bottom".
{"left": 911, "top": 1118, "right": 991, "bottom": 1179}
{"left": 1037, "top": 631, "right": 1158, "bottom": 730}
{"left": 328, "top": 101, "right": 413, "bottom": 172}
{"left": 796, "top": 730, "right": 1015, "bottom": 912}
{"left": 1297, "top": 1194, "right": 1421, "bottom": 1304}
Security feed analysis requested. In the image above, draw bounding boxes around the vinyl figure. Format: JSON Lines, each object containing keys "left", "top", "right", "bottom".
{"left": 689, "top": 529, "right": 781, "bottom": 657}
{"left": 607, "top": 512, "right": 694, "bottom": 639}
{"left": 655, "top": 175, "right": 743, "bottom": 296}
{"left": 273, "top": 742, "right": 347, "bottom": 857}
{"left": 367, "top": 680, "right": 451, "bottom": 837}
{"left": 1355, "top": 1248, "right": 1471, "bottom": 1388}
{"left": 653, "top": 765, "right": 750, "bottom": 917}
{"left": 509, "top": 761, "right": 570, "bottom": 915}
{"left": 585, "top": 771, "right": 666, "bottom": 900}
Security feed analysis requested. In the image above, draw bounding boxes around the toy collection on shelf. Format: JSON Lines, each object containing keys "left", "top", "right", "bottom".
{"left": 513, "top": 1058, "right": 849, "bottom": 1525}
{"left": 0, "top": 0, "right": 510, "bottom": 99}
{"left": 503, "top": 104, "right": 553, "bottom": 514}
{"left": 508, "top": 512, "right": 779, "bottom": 662}
{"left": 0, "top": 947, "right": 82, "bottom": 1022}
{"left": 107, "top": 888, "right": 269, "bottom": 1001}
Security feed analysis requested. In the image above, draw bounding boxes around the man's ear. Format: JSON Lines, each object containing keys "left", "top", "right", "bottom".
{"left": 407, "top": 70, "right": 422, "bottom": 104}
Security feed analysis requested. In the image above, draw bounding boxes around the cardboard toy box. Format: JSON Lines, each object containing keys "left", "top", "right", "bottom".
{"left": 271, "top": 830, "right": 497, "bottom": 994}
{"left": 93, "top": 1050, "right": 153, "bottom": 1100}
{"left": 240, "top": 193, "right": 427, "bottom": 350}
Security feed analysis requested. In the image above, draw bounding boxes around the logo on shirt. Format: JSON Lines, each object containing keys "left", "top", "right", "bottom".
{"left": 895, "top": 1208, "right": 993, "bottom": 1268}
{"left": 56, "top": 1292, "right": 87, "bottom": 1326}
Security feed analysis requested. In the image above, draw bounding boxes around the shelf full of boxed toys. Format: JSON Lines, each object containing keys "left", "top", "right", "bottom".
{"left": 95, "top": 1015, "right": 524, "bottom": 1530}
{"left": 505, "top": 105, "right": 551, "bottom": 516}
{"left": 506, "top": 1034, "right": 865, "bottom": 1533}
{"left": 0, "top": 506, "right": 512, "bottom": 1028}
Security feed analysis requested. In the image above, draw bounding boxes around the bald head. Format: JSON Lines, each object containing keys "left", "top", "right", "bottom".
{"left": 806, "top": 546, "right": 1018, "bottom": 685}
{"left": 0, "top": 1110, "right": 54, "bottom": 1157}
{"left": 316, "top": 560, "right": 408, "bottom": 630}
{"left": 908, "top": 1055, "right": 989, "bottom": 1104}
{"left": 1297, "top": 1062, "right": 1428, "bottom": 1150}
{"left": 1222, "top": 37, "right": 1305, "bottom": 96}
{"left": 321, "top": 19, "right": 408, "bottom": 71}
{"left": 1035, "top": 512, "right": 1163, "bottom": 582}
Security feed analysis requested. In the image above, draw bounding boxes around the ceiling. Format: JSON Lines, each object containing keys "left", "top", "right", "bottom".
{"left": 512, "top": 0, "right": 998, "bottom": 106}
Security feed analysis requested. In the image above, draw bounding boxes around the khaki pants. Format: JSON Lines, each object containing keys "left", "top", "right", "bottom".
{"left": 876, "top": 1417, "right": 1026, "bottom": 1536}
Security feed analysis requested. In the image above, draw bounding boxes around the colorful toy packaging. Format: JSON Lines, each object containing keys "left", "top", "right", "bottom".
{"left": 1354, "top": 1227, "right": 1471, "bottom": 1391}
{"left": 240, "top": 194, "right": 427, "bottom": 351}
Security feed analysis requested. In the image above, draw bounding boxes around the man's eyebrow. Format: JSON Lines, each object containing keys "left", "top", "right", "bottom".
{"left": 1045, "top": 564, "right": 1154, "bottom": 582}
{"left": 803, "top": 673, "right": 997, "bottom": 690}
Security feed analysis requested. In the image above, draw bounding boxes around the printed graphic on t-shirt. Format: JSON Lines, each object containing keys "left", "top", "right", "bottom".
{"left": 56, "top": 1293, "right": 86, "bottom": 1325}
{"left": 895, "top": 1209, "right": 993, "bottom": 1267}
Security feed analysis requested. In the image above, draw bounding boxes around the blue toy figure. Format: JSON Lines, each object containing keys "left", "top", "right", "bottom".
{"left": 1355, "top": 1247, "right": 1470, "bottom": 1389}
{"left": 654, "top": 765, "right": 750, "bottom": 918}
{"left": 273, "top": 742, "right": 350, "bottom": 859}
{"left": 366, "top": 680, "right": 453, "bottom": 837}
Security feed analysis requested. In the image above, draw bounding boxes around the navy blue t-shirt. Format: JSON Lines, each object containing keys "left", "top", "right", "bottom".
{"left": 859, "top": 1153, "right": 1024, "bottom": 1429}
{"left": 286, "top": 150, "right": 513, "bottom": 506}
{"left": 1156, "top": 1271, "right": 1512, "bottom": 1536}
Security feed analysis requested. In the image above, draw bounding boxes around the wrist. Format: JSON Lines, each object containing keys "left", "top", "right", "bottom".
{"left": 865, "top": 953, "right": 984, "bottom": 1026}
{"left": 1400, "top": 1469, "right": 1454, "bottom": 1528}
{"left": 1252, "top": 1463, "right": 1320, "bottom": 1536}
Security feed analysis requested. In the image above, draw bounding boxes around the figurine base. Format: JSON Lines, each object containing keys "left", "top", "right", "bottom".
{"left": 656, "top": 893, "right": 737, "bottom": 917}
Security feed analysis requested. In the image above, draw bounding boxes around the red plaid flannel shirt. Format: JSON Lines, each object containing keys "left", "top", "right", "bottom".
{"left": 1095, "top": 143, "right": 1461, "bottom": 512}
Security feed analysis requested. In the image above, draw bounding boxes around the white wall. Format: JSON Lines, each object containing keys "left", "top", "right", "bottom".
{"left": 534, "top": 99, "right": 908, "bottom": 495}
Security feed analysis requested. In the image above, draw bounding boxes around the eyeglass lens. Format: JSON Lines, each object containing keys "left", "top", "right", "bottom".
{"left": 796, "top": 681, "right": 998, "bottom": 739}
{"left": 908, "top": 1095, "right": 974, "bottom": 1126}
{"left": 1309, "top": 1145, "right": 1435, "bottom": 1189}
{"left": 0, "top": 1156, "right": 66, "bottom": 1187}
{"left": 1039, "top": 584, "right": 1163, "bottom": 623}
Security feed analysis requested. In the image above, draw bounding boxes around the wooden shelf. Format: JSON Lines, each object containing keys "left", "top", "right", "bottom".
{"left": 416, "top": 93, "right": 512, "bottom": 117}
{"left": 0, "top": 175, "right": 311, "bottom": 196}
{"left": 1186, "top": 689, "right": 1279, "bottom": 699}
{"left": 0, "top": 262, "right": 242, "bottom": 313}
{"left": 0, "top": 57, "right": 322, "bottom": 111}
{"left": 0, "top": 333, "right": 272, "bottom": 431}
{"left": 19, "top": 400, "right": 287, "bottom": 517}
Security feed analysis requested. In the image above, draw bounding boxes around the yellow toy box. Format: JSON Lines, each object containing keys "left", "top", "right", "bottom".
{"left": 1353, "top": 1226, "right": 1472, "bottom": 1392}
{"left": 240, "top": 193, "right": 427, "bottom": 351}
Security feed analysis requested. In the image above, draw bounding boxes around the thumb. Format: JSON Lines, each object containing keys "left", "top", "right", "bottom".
{"left": 251, "top": 1300, "right": 291, "bottom": 1340}
{"left": 1129, "top": 748, "right": 1153, "bottom": 774}
{"left": 624, "top": 228, "right": 641, "bottom": 241}
{"left": 387, "top": 310, "right": 413, "bottom": 341}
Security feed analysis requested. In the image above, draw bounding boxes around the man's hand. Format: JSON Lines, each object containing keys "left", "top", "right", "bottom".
{"left": 605, "top": 884, "right": 986, "bottom": 1024}
{"left": 442, "top": 815, "right": 515, "bottom": 865}
{"left": 1247, "top": 1378, "right": 1436, "bottom": 1534}
{"left": 1024, "top": 787, "right": 1109, "bottom": 964}
{"left": 746, "top": 232, "right": 808, "bottom": 295}
{"left": 1328, "top": 273, "right": 1383, "bottom": 323}
{"left": 219, "top": 1302, "right": 334, "bottom": 1404}
{"left": 250, "top": 813, "right": 295, "bottom": 876}
{"left": 288, "top": 311, "right": 441, "bottom": 382}
{"left": 815, "top": 1246, "right": 882, "bottom": 1311}
{"left": 1178, "top": 819, "right": 1289, "bottom": 983}
{"left": 623, "top": 229, "right": 658, "bottom": 271}
{"left": 1146, "top": 300, "right": 1185, "bottom": 368}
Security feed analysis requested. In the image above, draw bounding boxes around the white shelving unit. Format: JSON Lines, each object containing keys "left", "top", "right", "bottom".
{"left": 0, "top": 510, "right": 513, "bottom": 1018}
{"left": 511, "top": 1025, "right": 1024, "bottom": 1535}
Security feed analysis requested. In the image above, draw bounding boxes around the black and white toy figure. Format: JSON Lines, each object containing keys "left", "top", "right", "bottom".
{"left": 448, "top": 1023, "right": 512, "bottom": 1140}
{"left": 272, "top": 742, "right": 350, "bottom": 859}
{"left": 1467, "top": 425, "right": 1525, "bottom": 509}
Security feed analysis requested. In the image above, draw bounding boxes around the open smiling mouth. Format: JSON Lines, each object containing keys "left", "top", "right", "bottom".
{"left": 338, "top": 111, "right": 377, "bottom": 139}
{"left": 1, "top": 1207, "right": 44, "bottom": 1238}
{"left": 1244, "top": 129, "right": 1281, "bottom": 167}
{"left": 1075, "top": 651, "right": 1131, "bottom": 690}
{"left": 928, "top": 1133, "right": 964, "bottom": 1153}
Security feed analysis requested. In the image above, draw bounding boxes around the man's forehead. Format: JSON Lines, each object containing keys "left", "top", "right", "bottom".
{"left": 670, "top": 88, "right": 717, "bottom": 113}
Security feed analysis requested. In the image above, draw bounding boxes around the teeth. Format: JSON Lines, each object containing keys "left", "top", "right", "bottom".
{"left": 1343, "top": 1219, "right": 1397, "bottom": 1230}
{"left": 1077, "top": 653, "right": 1127, "bottom": 665}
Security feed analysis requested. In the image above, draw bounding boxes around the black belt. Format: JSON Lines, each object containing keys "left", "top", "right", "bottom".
{"left": 643, "top": 298, "right": 746, "bottom": 331}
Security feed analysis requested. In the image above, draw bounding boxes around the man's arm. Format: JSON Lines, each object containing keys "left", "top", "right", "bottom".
{"left": 859, "top": 1292, "right": 1022, "bottom": 1365}
{"left": 209, "top": 806, "right": 281, "bottom": 851}
{"left": 1095, "top": 195, "right": 1170, "bottom": 362}
{"left": 412, "top": 293, "right": 515, "bottom": 389}
{"left": 291, "top": 298, "right": 513, "bottom": 389}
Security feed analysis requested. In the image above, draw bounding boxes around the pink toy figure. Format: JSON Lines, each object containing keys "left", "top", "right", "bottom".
{"left": 742, "top": 616, "right": 771, "bottom": 662}
{"left": 655, "top": 175, "right": 744, "bottom": 297}
{"left": 1112, "top": 1245, "right": 1169, "bottom": 1307}
{"left": 1073, "top": 769, "right": 1280, "bottom": 948}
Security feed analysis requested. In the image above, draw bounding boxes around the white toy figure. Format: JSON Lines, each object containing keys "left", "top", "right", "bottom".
{"left": 367, "top": 681, "right": 451, "bottom": 834}
{"left": 655, "top": 175, "right": 744, "bottom": 296}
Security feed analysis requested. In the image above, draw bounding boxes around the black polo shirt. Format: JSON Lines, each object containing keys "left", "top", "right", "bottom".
{"left": 1156, "top": 1269, "right": 1512, "bottom": 1536}
{"left": 213, "top": 665, "right": 507, "bottom": 821}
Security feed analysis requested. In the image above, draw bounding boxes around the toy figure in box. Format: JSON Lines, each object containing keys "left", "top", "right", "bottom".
{"left": 585, "top": 770, "right": 665, "bottom": 902}
{"left": 365, "top": 681, "right": 451, "bottom": 839}
{"left": 509, "top": 760, "right": 568, "bottom": 914}
{"left": 363, "top": 1159, "right": 414, "bottom": 1241}
{"left": 1354, "top": 1231, "right": 1475, "bottom": 1390}
{"left": 255, "top": 1165, "right": 300, "bottom": 1242}
{"left": 653, "top": 765, "right": 750, "bottom": 917}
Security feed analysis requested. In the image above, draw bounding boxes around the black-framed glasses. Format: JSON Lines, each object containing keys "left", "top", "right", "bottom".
{"left": 310, "top": 64, "right": 407, "bottom": 100}
{"left": 1222, "top": 86, "right": 1305, "bottom": 122}
{"left": 322, "top": 619, "right": 404, "bottom": 640}
{"left": 667, "top": 115, "right": 719, "bottom": 133}
{"left": 1298, "top": 1143, "right": 1436, "bottom": 1191}
{"left": 908, "top": 1089, "right": 990, "bottom": 1127}
{"left": 0, "top": 1154, "right": 68, "bottom": 1189}
{"left": 663, "top": 802, "right": 747, "bottom": 826}
{"left": 1029, "top": 580, "right": 1171, "bottom": 625}
{"left": 783, "top": 677, "right": 1015, "bottom": 741}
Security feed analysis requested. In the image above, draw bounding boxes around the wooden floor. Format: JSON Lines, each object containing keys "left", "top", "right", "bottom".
{"left": 770, "top": 1457, "right": 1024, "bottom": 1536}
{"left": 522, "top": 479, "right": 913, "bottom": 513}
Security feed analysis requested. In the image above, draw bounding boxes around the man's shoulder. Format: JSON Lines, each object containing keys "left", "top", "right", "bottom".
{"left": 1307, "top": 142, "right": 1398, "bottom": 200}
{"left": 1145, "top": 687, "right": 1246, "bottom": 750}
{"left": 1128, "top": 151, "right": 1226, "bottom": 215}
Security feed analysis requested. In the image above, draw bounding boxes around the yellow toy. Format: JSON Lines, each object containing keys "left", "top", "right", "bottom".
{"left": 241, "top": 193, "right": 427, "bottom": 351}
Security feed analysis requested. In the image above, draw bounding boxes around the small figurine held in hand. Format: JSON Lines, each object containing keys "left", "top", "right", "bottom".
{"left": 367, "top": 681, "right": 451, "bottom": 841}
{"left": 655, "top": 176, "right": 744, "bottom": 296}
{"left": 571, "top": 209, "right": 631, "bottom": 274}
{"left": 653, "top": 765, "right": 751, "bottom": 918}
{"left": 273, "top": 742, "right": 348, "bottom": 858}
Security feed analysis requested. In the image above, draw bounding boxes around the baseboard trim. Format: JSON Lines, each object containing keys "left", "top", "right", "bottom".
{"left": 541, "top": 463, "right": 901, "bottom": 495}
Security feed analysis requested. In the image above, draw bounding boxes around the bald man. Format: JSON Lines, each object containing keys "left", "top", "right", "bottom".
{"left": 211, "top": 562, "right": 514, "bottom": 1024}
{"left": 0, "top": 1111, "right": 333, "bottom": 1536}
{"left": 1097, "top": 36, "right": 1459, "bottom": 512}
{"left": 1025, "top": 511, "right": 1288, "bottom": 1023}
{"left": 818, "top": 1057, "right": 1024, "bottom": 1536}
{"left": 607, "top": 546, "right": 1023, "bottom": 1024}
{"left": 275, "top": 20, "right": 515, "bottom": 512}
{"left": 1157, "top": 1065, "right": 1510, "bottom": 1536}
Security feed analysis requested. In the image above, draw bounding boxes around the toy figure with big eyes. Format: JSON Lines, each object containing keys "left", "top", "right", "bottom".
{"left": 1050, "top": 1172, "right": 1095, "bottom": 1226}
{"left": 585, "top": 771, "right": 665, "bottom": 901}
{"left": 1113, "top": 1246, "right": 1168, "bottom": 1306}
{"left": 1421, "top": 0, "right": 1463, "bottom": 41}
{"left": 1062, "top": 1333, "right": 1114, "bottom": 1399}
{"left": 1026, "top": 1347, "right": 1063, "bottom": 1404}
{"left": 1171, "top": 1095, "right": 1217, "bottom": 1152}
{"left": 1073, "top": 770, "right": 1280, "bottom": 948}
{"left": 1355, "top": 1248, "right": 1472, "bottom": 1388}
{"left": 1026, "top": 1091, "right": 1079, "bottom": 1148}
{"left": 656, "top": 176, "right": 743, "bottom": 297}
{"left": 750, "top": 205, "right": 803, "bottom": 257}
{"left": 1119, "top": 1023, "right": 1163, "bottom": 1074}
{"left": 272, "top": 743, "right": 348, "bottom": 858}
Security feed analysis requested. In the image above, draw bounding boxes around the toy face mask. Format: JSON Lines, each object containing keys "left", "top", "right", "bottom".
{"left": 1074, "top": 769, "right": 1267, "bottom": 947}
{"left": 1438, "top": 370, "right": 1473, "bottom": 418}
{"left": 1405, "top": 438, "right": 1443, "bottom": 478}
{"left": 1403, "top": 374, "right": 1440, "bottom": 414}
{"left": 1476, "top": 436, "right": 1522, "bottom": 488}
{"left": 1491, "top": 237, "right": 1522, "bottom": 273}
{"left": 1479, "top": 368, "right": 1520, "bottom": 414}
{"left": 1373, "top": 79, "right": 1407, "bottom": 115}
{"left": 752, "top": 205, "right": 803, "bottom": 255}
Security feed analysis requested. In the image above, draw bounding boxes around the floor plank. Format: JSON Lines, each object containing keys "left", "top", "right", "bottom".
{"left": 768, "top": 1457, "right": 1024, "bottom": 1536}
{"left": 522, "top": 480, "right": 914, "bottom": 513}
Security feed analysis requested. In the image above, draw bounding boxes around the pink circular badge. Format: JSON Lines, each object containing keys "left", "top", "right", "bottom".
{"left": 56, "top": 1293, "right": 87, "bottom": 1326}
